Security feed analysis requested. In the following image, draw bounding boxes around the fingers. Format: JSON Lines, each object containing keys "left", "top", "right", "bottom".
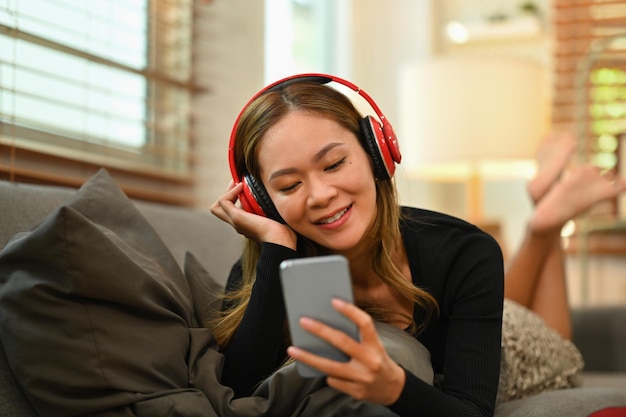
{"left": 211, "top": 182, "right": 258, "bottom": 236}
{"left": 210, "top": 181, "right": 242, "bottom": 224}
{"left": 210, "top": 181, "right": 260, "bottom": 235}
{"left": 287, "top": 301, "right": 405, "bottom": 404}
{"left": 331, "top": 298, "right": 380, "bottom": 345}
{"left": 297, "top": 299, "right": 380, "bottom": 351}
{"left": 287, "top": 343, "right": 348, "bottom": 376}
{"left": 287, "top": 300, "right": 381, "bottom": 376}
{"left": 211, "top": 181, "right": 254, "bottom": 229}
{"left": 210, "top": 181, "right": 298, "bottom": 248}
{"left": 286, "top": 326, "right": 359, "bottom": 385}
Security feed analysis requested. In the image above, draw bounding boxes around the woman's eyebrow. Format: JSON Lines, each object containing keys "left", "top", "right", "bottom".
{"left": 312, "top": 142, "right": 344, "bottom": 163}
{"left": 268, "top": 142, "right": 345, "bottom": 182}
{"left": 269, "top": 167, "right": 297, "bottom": 182}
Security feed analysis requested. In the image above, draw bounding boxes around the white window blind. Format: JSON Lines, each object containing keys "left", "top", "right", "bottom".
{"left": 0, "top": 0, "right": 201, "bottom": 204}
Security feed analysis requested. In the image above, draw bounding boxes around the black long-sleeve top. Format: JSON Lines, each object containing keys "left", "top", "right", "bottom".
{"left": 220, "top": 206, "right": 504, "bottom": 417}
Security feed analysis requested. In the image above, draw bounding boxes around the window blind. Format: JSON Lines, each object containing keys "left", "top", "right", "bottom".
{"left": 0, "top": 0, "right": 204, "bottom": 205}
{"left": 553, "top": 0, "right": 626, "bottom": 228}
{"left": 552, "top": 0, "right": 626, "bottom": 174}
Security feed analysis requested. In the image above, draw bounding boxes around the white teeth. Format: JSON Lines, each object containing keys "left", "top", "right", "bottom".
{"left": 318, "top": 208, "right": 348, "bottom": 224}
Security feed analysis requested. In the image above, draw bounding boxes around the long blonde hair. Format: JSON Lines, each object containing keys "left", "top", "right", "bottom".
{"left": 211, "top": 81, "right": 438, "bottom": 346}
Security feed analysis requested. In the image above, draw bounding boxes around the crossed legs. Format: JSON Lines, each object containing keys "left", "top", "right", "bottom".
{"left": 504, "top": 134, "right": 626, "bottom": 340}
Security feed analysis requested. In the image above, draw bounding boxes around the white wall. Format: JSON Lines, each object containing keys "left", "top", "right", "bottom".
{"left": 347, "top": 0, "right": 435, "bottom": 128}
{"left": 192, "top": 0, "right": 266, "bottom": 209}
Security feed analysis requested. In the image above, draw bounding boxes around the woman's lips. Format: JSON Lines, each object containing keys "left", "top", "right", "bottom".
{"left": 315, "top": 205, "right": 351, "bottom": 225}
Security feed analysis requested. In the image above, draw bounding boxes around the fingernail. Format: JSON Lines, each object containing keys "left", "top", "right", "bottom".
{"left": 300, "top": 317, "right": 313, "bottom": 328}
{"left": 332, "top": 298, "right": 347, "bottom": 308}
{"left": 287, "top": 346, "right": 300, "bottom": 357}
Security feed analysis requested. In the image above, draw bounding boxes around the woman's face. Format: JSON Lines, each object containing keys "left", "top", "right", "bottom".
{"left": 257, "top": 111, "right": 378, "bottom": 253}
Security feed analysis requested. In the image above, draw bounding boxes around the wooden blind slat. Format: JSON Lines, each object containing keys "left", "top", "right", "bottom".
{"left": 0, "top": 144, "right": 193, "bottom": 205}
{"left": 0, "top": 0, "right": 211, "bottom": 206}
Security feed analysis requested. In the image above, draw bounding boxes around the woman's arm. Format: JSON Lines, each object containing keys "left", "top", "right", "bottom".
{"left": 219, "top": 242, "right": 297, "bottom": 396}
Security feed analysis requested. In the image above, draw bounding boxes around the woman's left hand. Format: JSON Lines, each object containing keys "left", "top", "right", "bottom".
{"left": 286, "top": 298, "right": 405, "bottom": 405}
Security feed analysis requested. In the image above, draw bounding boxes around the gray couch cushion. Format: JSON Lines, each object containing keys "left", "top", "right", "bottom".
{"left": 0, "top": 169, "right": 210, "bottom": 416}
{"left": 136, "top": 201, "right": 242, "bottom": 286}
{"left": 572, "top": 307, "right": 626, "bottom": 372}
{"left": 0, "top": 178, "right": 242, "bottom": 287}
{"left": 494, "top": 387, "right": 626, "bottom": 417}
{"left": 0, "top": 182, "right": 73, "bottom": 250}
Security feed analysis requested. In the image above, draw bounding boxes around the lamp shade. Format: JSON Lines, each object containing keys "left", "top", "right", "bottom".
{"left": 398, "top": 57, "right": 549, "bottom": 180}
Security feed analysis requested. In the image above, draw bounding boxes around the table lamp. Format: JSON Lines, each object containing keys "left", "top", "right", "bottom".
{"left": 397, "top": 56, "right": 549, "bottom": 222}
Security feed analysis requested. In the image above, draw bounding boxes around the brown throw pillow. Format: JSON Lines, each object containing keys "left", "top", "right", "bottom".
{"left": 498, "top": 299, "right": 584, "bottom": 403}
{"left": 0, "top": 169, "right": 198, "bottom": 417}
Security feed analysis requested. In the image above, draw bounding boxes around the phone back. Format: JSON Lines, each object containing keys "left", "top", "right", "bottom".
{"left": 279, "top": 255, "right": 359, "bottom": 377}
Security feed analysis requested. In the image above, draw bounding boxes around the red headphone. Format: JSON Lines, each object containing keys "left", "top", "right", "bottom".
{"left": 228, "top": 73, "right": 402, "bottom": 222}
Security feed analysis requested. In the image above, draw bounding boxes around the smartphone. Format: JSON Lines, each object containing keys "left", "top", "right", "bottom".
{"left": 279, "top": 254, "right": 360, "bottom": 378}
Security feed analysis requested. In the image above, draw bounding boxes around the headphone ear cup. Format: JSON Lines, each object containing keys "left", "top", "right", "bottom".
{"left": 359, "top": 116, "right": 396, "bottom": 180}
{"left": 239, "top": 176, "right": 265, "bottom": 217}
{"left": 242, "top": 173, "right": 284, "bottom": 223}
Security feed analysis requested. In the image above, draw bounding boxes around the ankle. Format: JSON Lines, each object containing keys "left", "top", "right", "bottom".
{"left": 527, "top": 212, "right": 565, "bottom": 237}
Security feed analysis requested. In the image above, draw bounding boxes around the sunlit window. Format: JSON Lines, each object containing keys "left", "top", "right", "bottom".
{"left": 0, "top": 0, "right": 147, "bottom": 148}
{"left": 0, "top": 0, "right": 195, "bottom": 182}
{"left": 589, "top": 67, "right": 626, "bottom": 170}
{"left": 264, "top": 0, "right": 346, "bottom": 83}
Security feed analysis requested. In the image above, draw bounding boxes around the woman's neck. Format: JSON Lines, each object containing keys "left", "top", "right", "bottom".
{"left": 337, "top": 241, "right": 377, "bottom": 285}
{"left": 342, "top": 238, "right": 407, "bottom": 288}
{"left": 346, "top": 241, "right": 414, "bottom": 330}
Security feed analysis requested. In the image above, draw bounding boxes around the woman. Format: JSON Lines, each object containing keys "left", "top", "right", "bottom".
{"left": 211, "top": 74, "right": 626, "bottom": 416}
{"left": 498, "top": 134, "right": 626, "bottom": 401}
{"left": 211, "top": 74, "right": 504, "bottom": 417}
{"left": 505, "top": 133, "right": 626, "bottom": 340}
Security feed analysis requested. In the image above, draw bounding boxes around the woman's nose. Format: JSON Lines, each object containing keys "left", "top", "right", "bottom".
{"left": 306, "top": 176, "right": 337, "bottom": 207}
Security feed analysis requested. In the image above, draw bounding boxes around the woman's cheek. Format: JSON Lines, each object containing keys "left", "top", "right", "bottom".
{"left": 273, "top": 194, "right": 303, "bottom": 226}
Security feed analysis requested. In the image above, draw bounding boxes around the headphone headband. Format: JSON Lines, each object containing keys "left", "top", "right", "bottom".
{"left": 228, "top": 73, "right": 401, "bottom": 182}
{"left": 228, "top": 73, "right": 401, "bottom": 221}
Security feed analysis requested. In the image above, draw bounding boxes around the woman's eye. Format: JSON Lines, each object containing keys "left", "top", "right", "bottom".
{"left": 325, "top": 157, "right": 346, "bottom": 172}
{"left": 279, "top": 182, "right": 300, "bottom": 193}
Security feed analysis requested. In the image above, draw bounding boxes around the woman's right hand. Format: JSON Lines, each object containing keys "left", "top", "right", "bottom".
{"left": 211, "top": 181, "right": 297, "bottom": 249}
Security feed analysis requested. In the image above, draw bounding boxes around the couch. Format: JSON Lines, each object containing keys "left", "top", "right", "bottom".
{"left": 0, "top": 171, "right": 625, "bottom": 417}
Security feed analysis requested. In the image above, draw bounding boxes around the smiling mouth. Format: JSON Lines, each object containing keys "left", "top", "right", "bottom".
{"left": 316, "top": 206, "right": 350, "bottom": 224}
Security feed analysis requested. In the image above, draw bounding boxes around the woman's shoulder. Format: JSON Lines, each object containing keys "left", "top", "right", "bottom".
{"left": 400, "top": 206, "right": 501, "bottom": 253}
{"left": 400, "top": 206, "right": 480, "bottom": 232}
{"left": 400, "top": 205, "right": 504, "bottom": 295}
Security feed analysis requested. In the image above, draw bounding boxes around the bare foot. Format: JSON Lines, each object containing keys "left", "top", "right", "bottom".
{"left": 527, "top": 134, "right": 577, "bottom": 205}
{"left": 530, "top": 165, "right": 626, "bottom": 233}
